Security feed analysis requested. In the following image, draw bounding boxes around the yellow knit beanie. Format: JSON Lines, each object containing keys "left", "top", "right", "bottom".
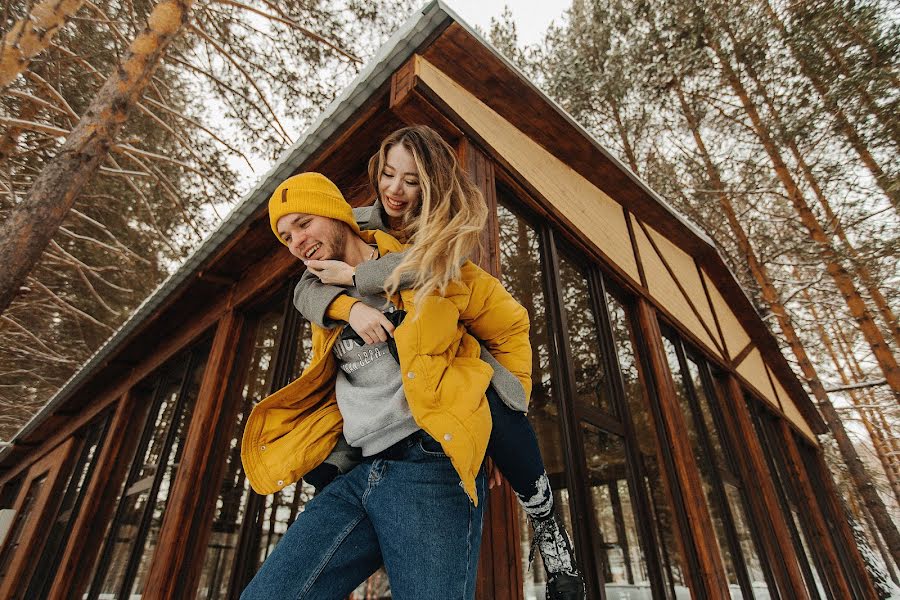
{"left": 268, "top": 172, "right": 360, "bottom": 245}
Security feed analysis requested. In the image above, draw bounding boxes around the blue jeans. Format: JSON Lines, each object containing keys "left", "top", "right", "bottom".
{"left": 241, "top": 432, "right": 487, "bottom": 600}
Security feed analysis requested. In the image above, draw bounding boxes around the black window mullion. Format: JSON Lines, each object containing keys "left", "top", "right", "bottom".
{"left": 87, "top": 374, "right": 169, "bottom": 600}
{"left": 592, "top": 271, "right": 672, "bottom": 600}
{"left": 540, "top": 225, "right": 604, "bottom": 600}
{"left": 116, "top": 349, "right": 202, "bottom": 598}
{"left": 231, "top": 280, "right": 305, "bottom": 594}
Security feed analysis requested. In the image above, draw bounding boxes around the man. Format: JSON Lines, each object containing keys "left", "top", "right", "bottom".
{"left": 240, "top": 172, "right": 531, "bottom": 600}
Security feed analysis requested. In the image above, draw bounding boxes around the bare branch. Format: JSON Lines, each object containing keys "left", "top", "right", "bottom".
{"left": 28, "top": 277, "right": 114, "bottom": 332}
{"left": 188, "top": 22, "right": 293, "bottom": 142}
{"left": 210, "top": 0, "right": 361, "bottom": 64}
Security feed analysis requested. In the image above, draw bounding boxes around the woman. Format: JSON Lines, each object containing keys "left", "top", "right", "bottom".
{"left": 296, "top": 125, "right": 584, "bottom": 599}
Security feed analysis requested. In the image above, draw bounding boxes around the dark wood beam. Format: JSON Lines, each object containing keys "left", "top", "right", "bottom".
{"left": 459, "top": 138, "right": 523, "bottom": 600}
{"left": 721, "top": 375, "right": 810, "bottom": 598}
{"left": 779, "top": 420, "right": 876, "bottom": 598}
{"left": 634, "top": 298, "right": 731, "bottom": 598}
{"left": 48, "top": 392, "right": 147, "bottom": 600}
{"left": 143, "top": 310, "right": 245, "bottom": 598}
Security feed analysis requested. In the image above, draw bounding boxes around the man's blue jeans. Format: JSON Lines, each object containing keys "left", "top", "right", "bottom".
{"left": 241, "top": 432, "right": 487, "bottom": 600}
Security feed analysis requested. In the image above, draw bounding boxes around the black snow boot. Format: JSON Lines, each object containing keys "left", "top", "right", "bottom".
{"left": 529, "top": 511, "right": 585, "bottom": 600}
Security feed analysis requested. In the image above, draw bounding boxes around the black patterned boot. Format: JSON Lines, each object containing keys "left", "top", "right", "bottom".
{"left": 529, "top": 511, "right": 585, "bottom": 600}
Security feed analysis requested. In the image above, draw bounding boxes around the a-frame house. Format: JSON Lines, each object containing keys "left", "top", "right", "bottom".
{"left": 0, "top": 2, "right": 878, "bottom": 598}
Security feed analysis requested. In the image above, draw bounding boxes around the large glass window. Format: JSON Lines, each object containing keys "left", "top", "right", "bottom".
{"left": 498, "top": 186, "right": 687, "bottom": 599}
{"left": 558, "top": 255, "right": 615, "bottom": 417}
{"left": 0, "top": 474, "right": 46, "bottom": 583}
{"left": 607, "top": 294, "right": 690, "bottom": 599}
{"left": 85, "top": 343, "right": 210, "bottom": 600}
{"left": 24, "top": 411, "right": 113, "bottom": 598}
{"left": 751, "top": 402, "right": 830, "bottom": 600}
{"left": 497, "top": 198, "right": 572, "bottom": 599}
{"left": 662, "top": 331, "right": 774, "bottom": 599}
{"left": 195, "top": 282, "right": 352, "bottom": 598}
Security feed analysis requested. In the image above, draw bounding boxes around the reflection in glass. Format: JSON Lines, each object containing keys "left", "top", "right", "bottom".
{"left": 580, "top": 423, "right": 652, "bottom": 596}
{"left": 198, "top": 309, "right": 283, "bottom": 599}
{"left": 497, "top": 200, "right": 575, "bottom": 598}
{"left": 198, "top": 300, "right": 336, "bottom": 598}
{"left": 753, "top": 405, "right": 828, "bottom": 599}
{"left": 25, "top": 413, "right": 111, "bottom": 598}
{"left": 607, "top": 296, "right": 691, "bottom": 598}
{"left": 557, "top": 254, "right": 614, "bottom": 415}
{"left": 87, "top": 344, "right": 209, "bottom": 599}
{"left": 0, "top": 474, "right": 47, "bottom": 582}
{"left": 663, "top": 337, "right": 741, "bottom": 594}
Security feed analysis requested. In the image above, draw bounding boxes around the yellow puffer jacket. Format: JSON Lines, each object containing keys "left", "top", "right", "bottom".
{"left": 241, "top": 230, "right": 531, "bottom": 504}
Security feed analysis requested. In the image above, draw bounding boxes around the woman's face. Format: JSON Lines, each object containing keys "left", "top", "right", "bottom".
{"left": 379, "top": 143, "right": 421, "bottom": 218}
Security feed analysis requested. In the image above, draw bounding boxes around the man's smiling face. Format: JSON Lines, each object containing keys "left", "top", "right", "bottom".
{"left": 276, "top": 213, "right": 348, "bottom": 262}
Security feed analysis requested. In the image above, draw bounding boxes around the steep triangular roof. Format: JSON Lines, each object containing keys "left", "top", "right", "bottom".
{"left": 1, "top": 1, "right": 821, "bottom": 465}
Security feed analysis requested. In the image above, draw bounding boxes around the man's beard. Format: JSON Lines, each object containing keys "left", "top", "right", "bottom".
{"left": 328, "top": 220, "right": 348, "bottom": 260}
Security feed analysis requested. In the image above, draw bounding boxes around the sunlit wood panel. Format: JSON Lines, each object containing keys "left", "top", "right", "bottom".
{"left": 700, "top": 269, "right": 751, "bottom": 360}
{"left": 768, "top": 367, "right": 817, "bottom": 444}
{"left": 643, "top": 223, "right": 725, "bottom": 355}
{"left": 416, "top": 57, "right": 640, "bottom": 282}
{"left": 736, "top": 348, "right": 779, "bottom": 409}
{"left": 630, "top": 216, "right": 722, "bottom": 358}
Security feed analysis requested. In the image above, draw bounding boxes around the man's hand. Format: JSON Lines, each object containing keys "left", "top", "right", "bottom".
{"left": 348, "top": 302, "right": 395, "bottom": 344}
{"left": 305, "top": 259, "right": 354, "bottom": 286}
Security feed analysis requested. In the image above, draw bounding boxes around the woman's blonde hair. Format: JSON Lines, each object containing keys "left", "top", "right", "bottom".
{"left": 368, "top": 125, "right": 487, "bottom": 305}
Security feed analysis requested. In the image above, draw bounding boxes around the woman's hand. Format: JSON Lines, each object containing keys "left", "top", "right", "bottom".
{"left": 305, "top": 259, "right": 354, "bottom": 286}
{"left": 348, "top": 302, "right": 395, "bottom": 345}
{"left": 486, "top": 457, "right": 504, "bottom": 489}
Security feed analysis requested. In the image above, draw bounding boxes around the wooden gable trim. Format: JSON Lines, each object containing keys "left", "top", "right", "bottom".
{"left": 696, "top": 258, "right": 729, "bottom": 359}
{"left": 421, "top": 23, "right": 711, "bottom": 258}
{"left": 731, "top": 342, "right": 755, "bottom": 369}
{"left": 420, "top": 28, "right": 824, "bottom": 434}
{"left": 624, "top": 208, "right": 648, "bottom": 289}
{"left": 635, "top": 219, "right": 726, "bottom": 358}
{"left": 387, "top": 51, "right": 822, "bottom": 441}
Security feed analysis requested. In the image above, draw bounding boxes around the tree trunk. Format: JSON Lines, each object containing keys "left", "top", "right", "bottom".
{"left": 761, "top": 0, "right": 900, "bottom": 215}
{"left": 0, "top": 0, "right": 86, "bottom": 89}
{"left": 801, "top": 284, "right": 900, "bottom": 505}
{"left": 0, "top": 0, "right": 195, "bottom": 318}
{"left": 703, "top": 23, "right": 900, "bottom": 399}
{"left": 826, "top": 308, "right": 900, "bottom": 483}
{"left": 673, "top": 77, "right": 900, "bottom": 568}
{"left": 721, "top": 18, "right": 900, "bottom": 351}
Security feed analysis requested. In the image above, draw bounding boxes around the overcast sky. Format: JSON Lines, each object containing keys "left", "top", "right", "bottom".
{"left": 441, "top": 0, "right": 569, "bottom": 45}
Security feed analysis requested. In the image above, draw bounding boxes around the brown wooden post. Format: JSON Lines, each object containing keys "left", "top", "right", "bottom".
{"left": 634, "top": 298, "right": 730, "bottom": 598}
{"left": 779, "top": 420, "right": 878, "bottom": 599}
{"left": 459, "top": 137, "right": 524, "bottom": 600}
{"left": 720, "top": 375, "right": 811, "bottom": 598}
{"left": 143, "top": 308, "right": 245, "bottom": 599}
{"left": 48, "top": 390, "right": 147, "bottom": 600}
{"left": 0, "top": 438, "right": 76, "bottom": 598}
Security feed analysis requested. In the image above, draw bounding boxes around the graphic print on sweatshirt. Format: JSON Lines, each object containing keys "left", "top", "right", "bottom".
{"left": 331, "top": 291, "right": 417, "bottom": 456}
